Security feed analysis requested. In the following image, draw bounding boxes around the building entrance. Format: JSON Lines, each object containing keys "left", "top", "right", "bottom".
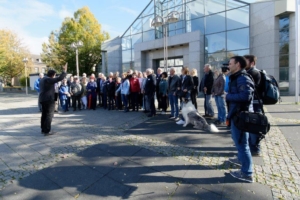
{"left": 157, "top": 57, "right": 183, "bottom": 75}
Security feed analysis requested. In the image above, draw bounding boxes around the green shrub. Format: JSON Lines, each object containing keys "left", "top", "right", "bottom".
{"left": 19, "top": 76, "right": 30, "bottom": 87}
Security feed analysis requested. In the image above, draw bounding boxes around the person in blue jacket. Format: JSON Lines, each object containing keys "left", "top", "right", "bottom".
{"left": 34, "top": 73, "right": 44, "bottom": 112}
{"left": 116, "top": 73, "right": 130, "bottom": 112}
{"left": 59, "top": 78, "right": 69, "bottom": 112}
{"left": 226, "top": 56, "right": 254, "bottom": 183}
{"left": 86, "top": 75, "right": 97, "bottom": 110}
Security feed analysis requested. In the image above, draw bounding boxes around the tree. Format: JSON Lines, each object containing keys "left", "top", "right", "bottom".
{"left": 41, "top": 6, "right": 110, "bottom": 75}
{"left": 0, "top": 30, "right": 31, "bottom": 86}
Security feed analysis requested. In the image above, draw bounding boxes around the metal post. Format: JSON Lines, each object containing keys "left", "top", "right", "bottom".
{"left": 166, "top": 25, "right": 168, "bottom": 72}
{"left": 295, "top": 0, "right": 300, "bottom": 103}
{"left": 164, "top": 25, "right": 167, "bottom": 72}
{"left": 76, "top": 48, "right": 79, "bottom": 77}
{"left": 25, "top": 63, "right": 28, "bottom": 95}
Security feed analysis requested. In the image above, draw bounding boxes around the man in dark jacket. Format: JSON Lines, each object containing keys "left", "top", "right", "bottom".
{"left": 39, "top": 63, "right": 68, "bottom": 136}
{"left": 244, "top": 55, "right": 262, "bottom": 157}
{"left": 226, "top": 56, "right": 254, "bottom": 183}
{"left": 96, "top": 73, "right": 103, "bottom": 106}
{"left": 70, "top": 76, "right": 82, "bottom": 111}
{"left": 106, "top": 77, "right": 116, "bottom": 110}
{"left": 144, "top": 68, "right": 156, "bottom": 117}
{"left": 168, "top": 67, "right": 181, "bottom": 119}
{"left": 200, "top": 64, "right": 214, "bottom": 118}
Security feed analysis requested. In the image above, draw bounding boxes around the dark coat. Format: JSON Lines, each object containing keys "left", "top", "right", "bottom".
{"left": 144, "top": 74, "right": 156, "bottom": 95}
{"left": 192, "top": 76, "right": 199, "bottom": 93}
{"left": 39, "top": 72, "right": 66, "bottom": 103}
{"left": 167, "top": 75, "right": 181, "bottom": 95}
{"left": 226, "top": 70, "right": 254, "bottom": 120}
{"left": 181, "top": 75, "right": 194, "bottom": 92}
{"left": 106, "top": 81, "right": 116, "bottom": 96}
{"left": 200, "top": 70, "right": 214, "bottom": 95}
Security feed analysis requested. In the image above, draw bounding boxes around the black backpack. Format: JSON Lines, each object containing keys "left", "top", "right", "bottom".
{"left": 259, "top": 70, "right": 280, "bottom": 105}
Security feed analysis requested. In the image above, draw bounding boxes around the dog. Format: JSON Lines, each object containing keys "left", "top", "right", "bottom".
{"left": 181, "top": 101, "right": 219, "bottom": 133}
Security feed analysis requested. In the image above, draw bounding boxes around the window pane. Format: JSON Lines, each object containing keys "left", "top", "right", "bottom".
{"left": 122, "top": 36, "right": 131, "bottom": 50}
{"left": 206, "top": 0, "right": 225, "bottom": 15}
{"left": 186, "top": 0, "right": 205, "bottom": 20}
{"left": 205, "top": 32, "right": 226, "bottom": 53}
{"left": 143, "top": 15, "right": 154, "bottom": 32}
{"left": 226, "top": 6, "right": 249, "bottom": 30}
{"left": 131, "top": 19, "right": 142, "bottom": 34}
{"left": 279, "top": 29, "right": 289, "bottom": 42}
{"left": 226, "top": 0, "right": 247, "bottom": 10}
{"left": 205, "top": 12, "right": 226, "bottom": 34}
{"left": 122, "top": 62, "right": 131, "bottom": 73}
{"left": 175, "top": 58, "right": 183, "bottom": 66}
{"left": 227, "top": 49, "right": 249, "bottom": 58}
{"left": 279, "top": 55, "right": 289, "bottom": 67}
{"left": 132, "top": 33, "right": 142, "bottom": 46}
{"left": 187, "top": 17, "right": 204, "bottom": 33}
{"left": 143, "top": 30, "right": 155, "bottom": 42}
{"left": 122, "top": 50, "right": 132, "bottom": 63}
{"left": 227, "top": 28, "right": 249, "bottom": 51}
{"left": 142, "top": 2, "right": 154, "bottom": 17}
{"left": 279, "top": 17, "right": 289, "bottom": 29}
{"left": 279, "top": 42, "right": 289, "bottom": 54}
{"left": 206, "top": 52, "right": 227, "bottom": 69}
{"left": 279, "top": 67, "right": 289, "bottom": 91}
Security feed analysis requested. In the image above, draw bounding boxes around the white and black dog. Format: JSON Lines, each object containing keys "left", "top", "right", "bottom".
{"left": 181, "top": 101, "right": 219, "bottom": 132}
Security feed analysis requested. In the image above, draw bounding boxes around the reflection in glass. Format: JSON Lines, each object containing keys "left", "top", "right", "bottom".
{"left": 205, "top": 12, "right": 226, "bottom": 34}
{"left": 122, "top": 62, "right": 131, "bottom": 73}
{"left": 227, "top": 28, "right": 249, "bottom": 51}
{"left": 122, "top": 37, "right": 131, "bottom": 50}
{"left": 122, "top": 50, "right": 132, "bottom": 63}
{"left": 226, "top": 0, "right": 247, "bottom": 10}
{"left": 143, "top": 15, "right": 154, "bottom": 32}
{"left": 206, "top": 0, "right": 225, "bottom": 15}
{"left": 131, "top": 19, "right": 142, "bottom": 34}
{"left": 186, "top": 0, "right": 205, "bottom": 20}
{"left": 206, "top": 52, "right": 227, "bottom": 69}
{"left": 226, "top": 6, "right": 249, "bottom": 30}
{"left": 205, "top": 32, "right": 226, "bottom": 53}
{"left": 279, "top": 55, "right": 289, "bottom": 67}
{"left": 279, "top": 42, "right": 289, "bottom": 54}
{"left": 279, "top": 67, "right": 289, "bottom": 91}
{"left": 227, "top": 49, "right": 249, "bottom": 58}
{"left": 143, "top": 30, "right": 155, "bottom": 42}
{"left": 132, "top": 33, "right": 142, "bottom": 46}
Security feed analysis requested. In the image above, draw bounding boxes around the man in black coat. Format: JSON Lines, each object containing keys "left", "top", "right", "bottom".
{"left": 106, "top": 77, "right": 116, "bottom": 110}
{"left": 200, "top": 64, "right": 214, "bottom": 118}
{"left": 39, "top": 63, "right": 68, "bottom": 136}
{"left": 144, "top": 68, "right": 156, "bottom": 117}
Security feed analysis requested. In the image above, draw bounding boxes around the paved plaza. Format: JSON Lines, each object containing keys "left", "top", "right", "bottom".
{"left": 0, "top": 92, "right": 299, "bottom": 199}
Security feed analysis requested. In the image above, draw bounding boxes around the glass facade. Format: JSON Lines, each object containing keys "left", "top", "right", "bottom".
{"left": 279, "top": 16, "right": 290, "bottom": 92}
{"left": 121, "top": 0, "right": 250, "bottom": 71}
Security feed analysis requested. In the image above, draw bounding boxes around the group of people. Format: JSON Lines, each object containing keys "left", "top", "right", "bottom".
{"left": 36, "top": 54, "right": 265, "bottom": 183}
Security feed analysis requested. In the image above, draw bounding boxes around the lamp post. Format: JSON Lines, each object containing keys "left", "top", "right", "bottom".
{"left": 22, "top": 58, "right": 28, "bottom": 95}
{"left": 151, "top": 11, "right": 180, "bottom": 72}
{"left": 71, "top": 41, "right": 83, "bottom": 76}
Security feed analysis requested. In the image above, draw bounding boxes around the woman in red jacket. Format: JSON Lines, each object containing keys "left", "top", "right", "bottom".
{"left": 130, "top": 72, "right": 141, "bottom": 111}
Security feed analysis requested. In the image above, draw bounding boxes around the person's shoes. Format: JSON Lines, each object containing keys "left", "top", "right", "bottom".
{"left": 202, "top": 114, "right": 209, "bottom": 117}
{"left": 251, "top": 152, "right": 262, "bottom": 157}
{"left": 230, "top": 170, "right": 253, "bottom": 183}
{"left": 54, "top": 110, "right": 58, "bottom": 113}
{"left": 228, "top": 157, "right": 241, "bottom": 166}
{"left": 174, "top": 117, "right": 180, "bottom": 121}
{"left": 169, "top": 116, "right": 175, "bottom": 119}
{"left": 44, "top": 131, "right": 56, "bottom": 136}
{"left": 176, "top": 120, "right": 185, "bottom": 125}
{"left": 206, "top": 114, "right": 214, "bottom": 118}
{"left": 161, "top": 111, "right": 166, "bottom": 115}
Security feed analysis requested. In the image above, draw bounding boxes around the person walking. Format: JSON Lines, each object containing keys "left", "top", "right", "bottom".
{"left": 212, "top": 69, "right": 226, "bottom": 125}
{"left": 167, "top": 67, "right": 181, "bottom": 119}
{"left": 190, "top": 69, "right": 199, "bottom": 109}
{"left": 226, "top": 56, "right": 254, "bottom": 183}
{"left": 200, "top": 64, "right": 214, "bottom": 118}
{"left": 159, "top": 72, "right": 168, "bottom": 114}
{"left": 70, "top": 76, "right": 82, "bottom": 111}
{"left": 34, "top": 73, "right": 44, "bottom": 112}
{"left": 144, "top": 69, "right": 156, "bottom": 117}
{"left": 39, "top": 63, "right": 67, "bottom": 136}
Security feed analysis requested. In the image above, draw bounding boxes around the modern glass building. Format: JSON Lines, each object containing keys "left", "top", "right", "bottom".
{"left": 102, "top": 0, "right": 298, "bottom": 95}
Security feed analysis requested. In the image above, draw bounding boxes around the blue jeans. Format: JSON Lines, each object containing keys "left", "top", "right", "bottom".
{"left": 215, "top": 96, "right": 226, "bottom": 122}
{"left": 121, "top": 94, "right": 128, "bottom": 110}
{"left": 168, "top": 94, "right": 179, "bottom": 118}
{"left": 249, "top": 104, "right": 262, "bottom": 154}
{"left": 60, "top": 98, "right": 67, "bottom": 111}
{"left": 204, "top": 94, "right": 214, "bottom": 116}
{"left": 231, "top": 119, "right": 253, "bottom": 176}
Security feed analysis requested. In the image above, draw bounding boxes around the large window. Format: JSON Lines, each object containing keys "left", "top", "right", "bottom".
{"left": 279, "top": 16, "right": 290, "bottom": 92}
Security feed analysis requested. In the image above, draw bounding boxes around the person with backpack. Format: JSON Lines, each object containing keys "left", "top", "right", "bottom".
{"left": 226, "top": 56, "right": 255, "bottom": 183}
{"left": 244, "top": 55, "right": 263, "bottom": 156}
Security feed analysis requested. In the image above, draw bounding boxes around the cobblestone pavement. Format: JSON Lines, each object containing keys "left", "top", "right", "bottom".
{"left": 0, "top": 93, "right": 299, "bottom": 199}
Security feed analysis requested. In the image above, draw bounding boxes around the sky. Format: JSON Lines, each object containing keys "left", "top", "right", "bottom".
{"left": 0, "top": 0, "right": 151, "bottom": 55}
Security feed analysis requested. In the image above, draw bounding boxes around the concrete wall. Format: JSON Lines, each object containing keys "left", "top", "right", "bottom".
{"left": 134, "top": 31, "right": 205, "bottom": 78}
{"left": 102, "top": 37, "right": 122, "bottom": 75}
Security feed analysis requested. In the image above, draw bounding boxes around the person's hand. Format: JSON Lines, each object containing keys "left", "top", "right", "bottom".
{"left": 177, "top": 87, "right": 180, "bottom": 90}
{"left": 62, "top": 63, "right": 68, "bottom": 72}
{"left": 183, "top": 89, "right": 187, "bottom": 92}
